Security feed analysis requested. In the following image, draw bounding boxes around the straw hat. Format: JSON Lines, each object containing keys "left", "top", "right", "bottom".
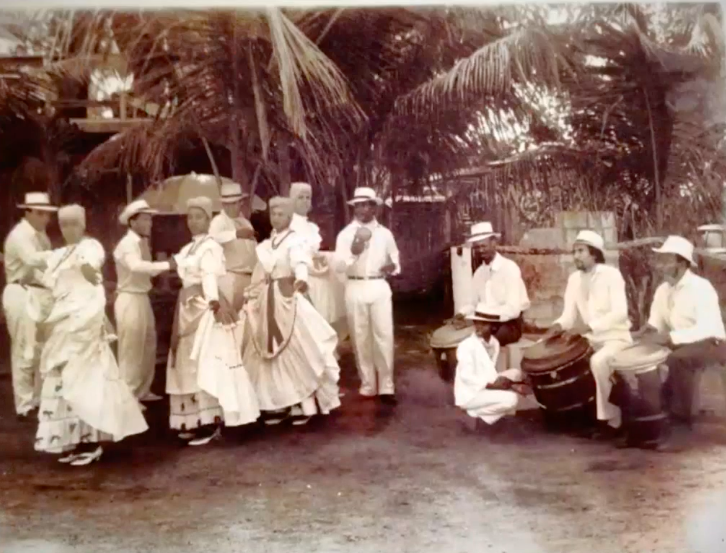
{"left": 574, "top": 229, "right": 605, "bottom": 254}
{"left": 220, "top": 181, "right": 248, "bottom": 204}
{"left": 119, "top": 199, "right": 158, "bottom": 225}
{"left": 347, "top": 187, "right": 383, "bottom": 206}
{"left": 17, "top": 192, "right": 58, "bottom": 212}
{"left": 465, "top": 303, "right": 502, "bottom": 322}
{"left": 652, "top": 235, "right": 696, "bottom": 267}
{"left": 466, "top": 222, "right": 500, "bottom": 244}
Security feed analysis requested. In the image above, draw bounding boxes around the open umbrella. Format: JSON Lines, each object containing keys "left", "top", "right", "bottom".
{"left": 138, "top": 172, "right": 267, "bottom": 214}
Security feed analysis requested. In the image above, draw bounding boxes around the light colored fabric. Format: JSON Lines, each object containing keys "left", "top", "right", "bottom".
{"left": 2, "top": 284, "right": 42, "bottom": 415}
{"left": 241, "top": 230, "right": 340, "bottom": 413}
{"left": 345, "top": 279, "right": 395, "bottom": 395}
{"left": 648, "top": 269, "right": 726, "bottom": 345}
{"left": 113, "top": 230, "right": 170, "bottom": 294}
{"left": 217, "top": 272, "right": 252, "bottom": 313}
{"left": 187, "top": 196, "right": 213, "bottom": 219}
{"left": 167, "top": 237, "right": 258, "bottom": 428}
{"left": 114, "top": 292, "right": 157, "bottom": 398}
{"left": 458, "top": 253, "right": 530, "bottom": 320}
{"left": 209, "top": 211, "right": 257, "bottom": 274}
{"left": 57, "top": 204, "right": 86, "bottom": 224}
{"left": 589, "top": 339, "right": 631, "bottom": 428}
{"left": 652, "top": 235, "right": 696, "bottom": 266}
{"left": 554, "top": 264, "right": 633, "bottom": 345}
{"left": 574, "top": 229, "right": 605, "bottom": 253}
{"left": 290, "top": 213, "right": 323, "bottom": 254}
{"left": 289, "top": 182, "right": 312, "bottom": 199}
{"left": 268, "top": 196, "right": 294, "bottom": 216}
{"left": 454, "top": 334, "right": 520, "bottom": 424}
{"left": 334, "top": 219, "right": 400, "bottom": 279}
{"left": 169, "top": 391, "right": 223, "bottom": 431}
{"left": 35, "top": 237, "right": 148, "bottom": 442}
{"left": 172, "top": 235, "right": 225, "bottom": 302}
{"left": 3, "top": 219, "right": 52, "bottom": 283}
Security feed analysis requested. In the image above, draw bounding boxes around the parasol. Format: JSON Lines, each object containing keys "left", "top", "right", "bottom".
{"left": 138, "top": 172, "right": 266, "bottom": 214}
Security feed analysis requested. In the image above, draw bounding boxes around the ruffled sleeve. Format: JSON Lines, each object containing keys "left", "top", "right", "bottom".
{"left": 288, "top": 232, "right": 311, "bottom": 282}
{"left": 198, "top": 241, "right": 225, "bottom": 301}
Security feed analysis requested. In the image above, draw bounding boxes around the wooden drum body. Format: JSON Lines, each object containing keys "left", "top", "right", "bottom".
{"left": 609, "top": 343, "right": 670, "bottom": 447}
{"left": 430, "top": 322, "right": 474, "bottom": 382}
{"left": 520, "top": 335, "right": 596, "bottom": 419}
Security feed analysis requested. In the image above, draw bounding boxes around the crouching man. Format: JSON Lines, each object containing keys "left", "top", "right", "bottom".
{"left": 454, "top": 303, "right": 526, "bottom": 427}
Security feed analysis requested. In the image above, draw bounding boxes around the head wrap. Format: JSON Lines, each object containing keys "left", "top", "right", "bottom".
{"left": 289, "top": 182, "right": 312, "bottom": 200}
{"left": 58, "top": 204, "right": 86, "bottom": 226}
{"left": 268, "top": 196, "right": 294, "bottom": 217}
{"left": 186, "top": 196, "right": 213, "bottom": 219}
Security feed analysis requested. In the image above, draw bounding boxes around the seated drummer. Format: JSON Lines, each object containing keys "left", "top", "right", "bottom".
{"left": 545, "top": 230, "right": 632, "bottom": 440}
{"left": 453, "top": 221, "right": 530, "bottom": 346}
{"left": 633, "top": 235, "right": 726, "bottom": 430}
{"left": 454, "top": 303, "right": 527, "bottom": 427}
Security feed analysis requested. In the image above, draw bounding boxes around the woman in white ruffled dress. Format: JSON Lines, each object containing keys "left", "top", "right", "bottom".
{"left": 166, "top": 197, "right": 259, "bottom": 446}
{"left": 31, "top": 204, "right": 148, "bottom": 466}
{"left": 241, "top": 196, "right": 341, "bottom": 426}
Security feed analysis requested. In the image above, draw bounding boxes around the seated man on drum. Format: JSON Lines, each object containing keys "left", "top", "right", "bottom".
{"left": 454, "top": 303, "right": 527, "bottom": 427}
{"left": 451, "top": 221, "right": 530, "bottom": 346}
{"left": 633, "top": 235, "right": 726, "bottom": 430}
{"left": 546, "top": 230, "right": 632, "bottom": 439}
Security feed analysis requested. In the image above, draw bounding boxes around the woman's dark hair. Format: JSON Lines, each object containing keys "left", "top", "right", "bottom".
{"left": 587, "top": 245, "right": 605, "bottom": 264}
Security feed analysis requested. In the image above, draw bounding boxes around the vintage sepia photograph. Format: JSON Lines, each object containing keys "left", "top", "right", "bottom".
{"left": 1, "top": 2, "right": 725, "bottom": 551}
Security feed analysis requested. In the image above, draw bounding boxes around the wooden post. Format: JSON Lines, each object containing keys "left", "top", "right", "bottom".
{"left": 126, "top": 173, "right": 133, "bottom": 203}
{"left": 120, "top": 91, "right": 127, "bottom": 121}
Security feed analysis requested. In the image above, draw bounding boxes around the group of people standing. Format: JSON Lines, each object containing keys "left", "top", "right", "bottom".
{"left": 2, "top": 184, "right": 400, "bottom": 465}
{"left": 450, "top": 224, "right": 726, "bottom": 450}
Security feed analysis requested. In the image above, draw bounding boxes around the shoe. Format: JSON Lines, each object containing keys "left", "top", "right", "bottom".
{"left": 379, "top": 394, "right": 397, "bottom": 406}
{"left": 70, "top": 447, "right": 103, "bottom": 466}
{"left": 291, "top": 416, "right": 311, "bottom": 426}
{"left": 188, "top": 427, "right": 221, "bottom": 447}
{"left": 58, "top": 451, "right": 82, "bottom": 464}
{"left": 140, "top": 392, "right": 163, "bottom": 402}
{"left": 178, "top": 431, "right": 195, "bottom": 440}
{"left": 263, "top": 409, "right": 290, "bottom": 425}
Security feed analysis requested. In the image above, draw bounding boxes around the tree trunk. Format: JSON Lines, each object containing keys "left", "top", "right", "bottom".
{"left": 277, "top": 134, "right": 291, "bottom": 196}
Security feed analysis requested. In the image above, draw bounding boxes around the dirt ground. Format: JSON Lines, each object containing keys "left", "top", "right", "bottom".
{"left": 1, "top": 307, "right": 726, "bottom": 553}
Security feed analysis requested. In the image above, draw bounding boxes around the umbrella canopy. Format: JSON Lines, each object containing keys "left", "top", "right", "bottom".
{"left": 138, "top": 173, "right": 267, "bottom": 214}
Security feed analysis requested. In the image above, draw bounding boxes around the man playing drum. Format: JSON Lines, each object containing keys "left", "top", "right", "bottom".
{"left": 633, "top": 235, "right": 726, "bottom": 431}
{"left": 451, "top": 221, "right": 530, "bottom": 346}
{"left": 546, "top": 230, "right": 632, "bottom": 439}
{"left": 454, "top": 303, "right": 527, "bottom": 428}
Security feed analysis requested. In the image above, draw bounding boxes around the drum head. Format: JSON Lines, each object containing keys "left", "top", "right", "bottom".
{"left": 430, "top": 322, "right": 474, "bottom": 349}
{"left": 610, "top": 343, "right": 670, "bottom": 372}
{"left": 521, "top": 334, "right": 592, "bottom": 373}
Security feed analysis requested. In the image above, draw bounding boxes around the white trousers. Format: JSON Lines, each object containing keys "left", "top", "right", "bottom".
{"left": 2, "top": 284, "right": 41, "bottom": 415}
{"left": 590, "top": 339, "right": 631, "bottom": 428}
{"left": 345, "top": 279, "right": 394, "bottom": 396}
{"left": 114, "top": 292, "right": 157, "bottom": 399}
{"left": 462, "top": 368, "right": 523, "bottom": 425}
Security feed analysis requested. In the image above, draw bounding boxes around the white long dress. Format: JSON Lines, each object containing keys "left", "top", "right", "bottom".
{"left": 166, "top": 234, "right": 260, "bottom": 431}
{"left": 241, "top": 228, "right": 340, "bottom": 415}
{"left": 32, "top": 238, "right": 148, "bottom": 454}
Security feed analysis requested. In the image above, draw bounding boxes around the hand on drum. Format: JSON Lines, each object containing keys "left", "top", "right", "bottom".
{"left": 639, "top": 330, "right": 672, "bottom": 347}
{"left": 486, "top": 376, "right": 514, "bottom": 391}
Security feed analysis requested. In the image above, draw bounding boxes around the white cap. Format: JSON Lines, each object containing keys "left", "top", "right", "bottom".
{"left": 466, "top": 222, "right": 500, "bottom": 244}
{"left": 574, "top": 229, "right": 605, "bottom": 254}
{"left": 220, "top": 181, "right": 248, "bottom": 203}
{"left": 652, "top": 235, "right": 696, "bottom": 267}
{"left": 119, "top": 199, "right": 158, "bottom": 225}
{"left": 347, "top": 187, "right": 383, "bottom": 206}
{"left": 17, "top": 192, "right": 58, "bottom": 212}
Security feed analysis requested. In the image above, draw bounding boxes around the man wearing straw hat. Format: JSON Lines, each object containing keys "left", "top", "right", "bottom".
{"left": 209, "top": 181, "right": 257, "bottom": 312}
{"left": 334, "top": 186, "right": 400, "bottom": 405}
{"left": 453, "top": 221, "right": 530, "bottom": 346}
{"left": 546, "top": 229, "right": 633, "bottom": 439}
{"left": 454, "top": 302, "right": 527, "bottom": 428}
{"left": 634, "top": 235, "right": 726, "bottom": 432}
{"left": 2, "top": 192, "right": 57, "bottom": 420}
{"left": 113, "top": 199, "right": 175, "bottom": 403}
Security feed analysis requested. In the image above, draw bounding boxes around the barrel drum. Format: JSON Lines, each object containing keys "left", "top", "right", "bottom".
{"left": 609, "top": 343, "right": 670, "bottom": 448}
{"left": 429, "top": 323, "right": 474, "bottom": 382}
{"left": 520, "top": 334, "right": 597, "bottom": 427}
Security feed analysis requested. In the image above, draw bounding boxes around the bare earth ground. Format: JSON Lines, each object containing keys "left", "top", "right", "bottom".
{"left": 1, "top": 306, "right": 726, "bottom": 553}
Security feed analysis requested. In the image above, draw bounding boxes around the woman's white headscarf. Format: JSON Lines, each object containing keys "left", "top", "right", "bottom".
{"left": 289, "top": 182, "right": 312, "bottom": 200}
{"left": 186, "top": 196, "right": 214, "bottom": 219}
{"left": 268, "top": 196, "right": 294, "bottom": 218}
{"left": 58, "top": 204, "right": 86, "bottom": 227}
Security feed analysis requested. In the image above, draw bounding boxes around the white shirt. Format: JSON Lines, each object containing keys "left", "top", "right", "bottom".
{"left": 173, "top": 235, "right": 226, "bottom": 302}
{"left": 3, "top": 219, "right": 53, "bottom": 284}
{"left": 459, "top": 252, "right": 530, "bottom": 321}
{"left": 648, "top": 269, "right": 726, "bottom": 345}
{"left": 454, "top": 334, "right": 501, "bottom": 409}
{"left": 209, "top": 211, "right": 257, "bottom": 274}
{"left": 255, "top": 229, "right": 310, "bottom": 282}
{"left": 113, "top": 230, "right": 170, "bottom": 294}
{"left": 554, "top": 263, "right": 632, "bottom": 344}
{"left": 334, "top": 219, "right": 401, "bottom": 279}
{"left": 290, "top": 213, "right": 323, "bottom": 255}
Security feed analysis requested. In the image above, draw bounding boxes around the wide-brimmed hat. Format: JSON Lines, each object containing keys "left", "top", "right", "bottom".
{"left": 347, "top": 187, "right": 383, "bottom": 206}
{"left": 652, "top": 235, "right": 696, "bottom": 267}
{"left": 574, "top": 229, "right": 605, "bottom": 254}
{"left": 465, "top": 303, "right": 502, "bottom": 323}
{"left": 119, "top": 199, "right": 158, "bottom": 225}
{"left": 466, "top": 222, "right": 500, "bottom": 244}
{"left": 17, "top": 192, "right": 58, "bottom": 212}
{"left": 220, "top": 181, "right": 249, "bottom": 204}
